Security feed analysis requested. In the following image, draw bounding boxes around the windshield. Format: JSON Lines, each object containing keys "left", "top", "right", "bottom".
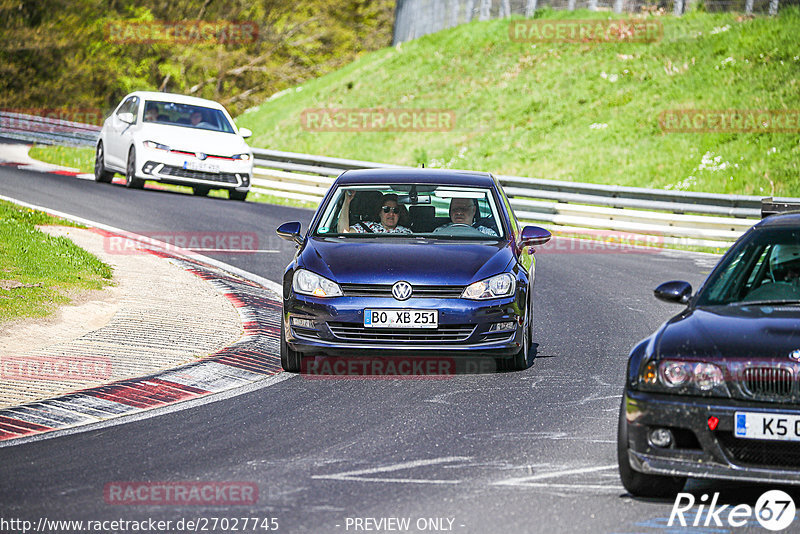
{"left": 696, "top": 227, "right": 800, "bottom": 306}
{"left": 142, "top": 100, "right": 235, "bottom": 133}
{"left": 313, "top": 184, "right": 504, "bottom": 239}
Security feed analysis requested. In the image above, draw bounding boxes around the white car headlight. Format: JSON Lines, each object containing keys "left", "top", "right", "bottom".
{"left": 461, "top": 273, "right": 515, "bottom": 300}
{"left": 232, "top": 153, "right": 251, "bottom": 161}
{"left": 293, "top": 269, "right": 342, "bottom": 298}
{"left": 143, "top": 140, "right": 170, "bottom": 151}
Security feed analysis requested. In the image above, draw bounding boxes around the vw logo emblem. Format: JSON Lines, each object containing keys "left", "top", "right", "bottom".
{"left": 790, "top": 349, "right": 800, "bottom": 362}
{"left": 196, "top": 152, "right": 207, "bottom": 160}
{"left": 391, "top": 281, "right": 413, "bottom": 301}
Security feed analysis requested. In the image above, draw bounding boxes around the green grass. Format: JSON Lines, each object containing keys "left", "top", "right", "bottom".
{"left": 236, "top": 8, "right": 800, "bottom": 197}
{"left": 0, "top": 200, "right": 113, "bottom": 322}
{"left": 29, "top": 145, "right": 94, "bottom": 172}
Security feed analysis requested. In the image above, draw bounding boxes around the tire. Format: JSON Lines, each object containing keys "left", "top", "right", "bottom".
{"left": 125, "top": 148, "right": 144, "bottom": 189}
{"left": 498, "top": 320, "right": 530, "bottom": 371}
{"left": 94, "top": 142, "right": 114, "bottom": 183}
{"left": 228, "top": 190, "right": 248, "bottom": 201}
{"left": 193, "top": 186, "right": 210, "bottom": 197}
{"left": 617, "top": 397, "right": 686, "bottom": 498}
{"left": 280, "top": 319, "right": 302, "bottom": 372}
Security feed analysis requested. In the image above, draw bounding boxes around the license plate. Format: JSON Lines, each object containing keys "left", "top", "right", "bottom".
{"left": 735, "top": 411, "right": 800, "bottom": 441}
{"left": 183, "top": 160, "right": 219, "bottom": 173}
{"left": 364, "top": 309, "right": 438, "bottom": 328}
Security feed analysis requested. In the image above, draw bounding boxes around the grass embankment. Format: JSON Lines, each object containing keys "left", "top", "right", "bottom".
{"left": 236, "top": 8, "right": 800, "bottom": 197}
{"left": 31, "top": 9, "right": 800, "bottom": 199}
{"left": 0, "top": 201, "right": 113, "bottom": 322}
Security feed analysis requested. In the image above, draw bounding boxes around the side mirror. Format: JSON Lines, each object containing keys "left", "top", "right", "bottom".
{"left": 654, "top": 281, "right": 692, "bottom": 305}
{"left": 519, "top": 225, "right": 551, "bottom": 249}
{"left": 239, "top": 127, "right": 252, "bottom": 139}
{"left": 117, "top": 112, "right": 135, "bottom": 124}
{"left": 277, "top": 221, "right": 303, "bottom": 246}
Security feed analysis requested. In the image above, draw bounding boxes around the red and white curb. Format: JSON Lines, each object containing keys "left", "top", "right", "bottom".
{"left": 0, "top": 227, "right": 285, "bottom": 444}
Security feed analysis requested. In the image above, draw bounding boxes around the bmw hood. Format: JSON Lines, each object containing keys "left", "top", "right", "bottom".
{"left": 299, "top": 237, "right": 515, "bottom": 286}
{"left": 655, "top": 306, "right": 800, "bottom": 362}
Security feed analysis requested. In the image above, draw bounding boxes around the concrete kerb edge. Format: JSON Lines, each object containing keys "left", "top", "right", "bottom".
{"left": 0, "top": 194, "right": 288, "bottom": 445}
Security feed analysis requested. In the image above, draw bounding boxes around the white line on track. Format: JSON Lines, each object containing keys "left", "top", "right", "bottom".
{"left": 312, "top": 456, "right": 471, "bottom": 484}
{"left": 491, "top": 464, "right": 618, "bottom": 486}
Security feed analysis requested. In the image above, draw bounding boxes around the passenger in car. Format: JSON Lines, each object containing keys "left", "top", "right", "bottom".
{"left": 436, "top": 198, "right": 497, "bottom": 236}
{"left": 338, "top": 192, "right": 411, "bottom": 234}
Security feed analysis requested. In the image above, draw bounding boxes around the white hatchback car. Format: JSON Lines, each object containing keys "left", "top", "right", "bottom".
{"left": 94, "top": 91, "right": 254, "bottom": 200}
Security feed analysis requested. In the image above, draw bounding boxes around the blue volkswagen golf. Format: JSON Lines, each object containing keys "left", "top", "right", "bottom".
{"left": 276, "top": 169, "right": 551, "bottom": 374}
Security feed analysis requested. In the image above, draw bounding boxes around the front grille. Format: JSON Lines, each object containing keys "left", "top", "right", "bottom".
{"left": 741, "top": 367, "right": 793, "bottom": 399}
{"left": 160, "top": 165, "right": 238, "bottom": 184}
{"left": 328, "top": 323, "right": 474, "bottom": 343}
{"left": 717, "top": 432, "right": 800, "bottom": 468}
{"left": 339, "top": 284, "right": 463, "bottom": 299}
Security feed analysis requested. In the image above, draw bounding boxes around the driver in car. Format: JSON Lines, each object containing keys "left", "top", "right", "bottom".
{"left": 436, "top": 197, "right": 497, "bottom": 236}
{"left": 338, "top": 192, "right": 411, "bottom": 234}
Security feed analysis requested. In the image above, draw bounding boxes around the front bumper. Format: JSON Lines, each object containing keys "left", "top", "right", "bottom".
{"left": 137, "top": 146, "right": 252, "bottom": 190}
{"left": 624, "top": 388, "right": 800, "bottom": 485}
{"left": 283, "top": 293, "right": 525, "bottom": 358}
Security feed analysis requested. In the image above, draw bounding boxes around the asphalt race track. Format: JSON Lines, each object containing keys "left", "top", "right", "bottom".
{"left": 0, "top": 166, "right": 791, "bottom": 533}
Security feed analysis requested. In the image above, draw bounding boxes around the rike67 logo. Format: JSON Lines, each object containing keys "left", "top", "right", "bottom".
{"left": 669, "top": 490, "right": 796, "bottom": 531}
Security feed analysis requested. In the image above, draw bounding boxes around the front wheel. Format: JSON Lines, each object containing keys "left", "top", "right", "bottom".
{"left": 617, "top": 397, "right": 686, "bottom": 497}
{"left": 229, "top": 190, "right": 248, "bottom": 201}
{"left": 280, "top": 320, "right": 302, "bottom": 372}
{"left": 125, "top": 148, "right": 144, "bottom": 189}
{"left": 94, "top": 143, "right": 114, "bottom": 183}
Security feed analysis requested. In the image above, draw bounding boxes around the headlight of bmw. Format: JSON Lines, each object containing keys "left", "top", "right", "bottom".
{"left": 292, "top": 269, "right": 342, "bottom": 298}
{"left": 461, "top": 273, "right": 515, "bottom": 300}
{"left": 232, "top": 153, "right": 251, "bottom": 161}
{"left": 639, "top": 359, "right": 729, "bottom": 396}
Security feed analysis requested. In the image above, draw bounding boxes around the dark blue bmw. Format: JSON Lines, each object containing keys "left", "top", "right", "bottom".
{"left": 619, "top": 204, "right": 800, "bottom": 496}
{"left": 275, "top": 169, "right": 551, "bottom": 373}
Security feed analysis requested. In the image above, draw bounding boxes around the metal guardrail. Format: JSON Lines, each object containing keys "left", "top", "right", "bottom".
{"left": 0, "top": 111, "right": 100, "bottom": 147}
{"left": 250, "top": 147, "right": 800, "bottom": 248}
{"left": 4, "top": 112, "right": 798, "bottom": 249}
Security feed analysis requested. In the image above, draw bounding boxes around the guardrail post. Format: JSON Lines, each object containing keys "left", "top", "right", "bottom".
{"left": 613, "top": 0, "right": 624, "bottom": 13}
{"left": 673, "top": 0, "right": 685, "bottom": 15}
{"left": 479, "top": 0, "right": 491, "bottom": 20}
{"left": 745, "top": 0, "right": 754, "bottom": 14}
{"left": 525, "top": 0, "right": 538, "bottom": 16}
{"left": 769, "top": 0, "right": 779, "bottom": 15}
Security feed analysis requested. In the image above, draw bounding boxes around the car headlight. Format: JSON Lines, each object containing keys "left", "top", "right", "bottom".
{"left": 143, "top": 140, "right": 170, "bottom": 151}
{"left": 461, "top": 273, "right": 515, "bottom": 300}
{"left": 292, "top": 269, "right": 342, "bottom": 298}
{"left": 232, "top": 153, "right": 251, "bottom": 161}
{"left": 639, "top": 359, "right": 728, "bottom": 395}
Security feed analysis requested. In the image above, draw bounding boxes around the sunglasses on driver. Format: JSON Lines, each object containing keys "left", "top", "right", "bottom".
{"left": 381, "top": 206, "right": 400, "bottom": 214}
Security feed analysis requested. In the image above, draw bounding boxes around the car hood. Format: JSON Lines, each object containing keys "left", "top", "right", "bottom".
{"left": 299, "top": 237, "right": 514, "bottom": 285}
{"left": 136, "top": 124, "right": 250, "bottom": 156}
{"left": 655, "top": 305, "right": 800, "bottom": 362}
